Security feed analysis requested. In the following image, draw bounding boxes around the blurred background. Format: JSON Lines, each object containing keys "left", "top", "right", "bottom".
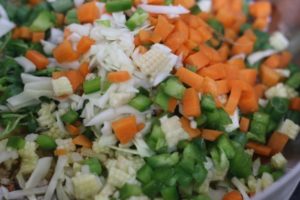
{"left": 269, "top": 0, "right": 300, "bottom": 64}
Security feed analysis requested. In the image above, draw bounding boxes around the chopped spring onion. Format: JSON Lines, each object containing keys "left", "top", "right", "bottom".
{"left": 36, "top": 135, "right": 57, "bottom": 150}
{"left": 61, "top": 109, "right": 79, "bottom": 124}
{"left": 6, "top": 136, "right": 25, "bottom": 150}
{"left": 83, "top": 77, "right": 101, "bottom": 94}
{"left": 105, "top": 0, "right": 133, "bottom": 13}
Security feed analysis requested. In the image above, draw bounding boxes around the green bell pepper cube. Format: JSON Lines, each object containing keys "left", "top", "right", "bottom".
{"left": 105, "top": 0, "right": 133, "bottom": 13}
{"left": 161, "top": 186, "right": 179, "bottom": 200}
{"left": 217, "top": 135, "right": 236, "bottom": 159}
{"left": 36, "top": 135, "right": 57, "bottom": 150}
{"left": 120, "top": 184, "right": 143, "bottom": 200}
{"left": 61, "top": 109, "right": 79, "bottom": 124}
{"left": 83, "top": 77, "right": 101, "bottom": 94}
{"left": 162, "top": 77, "right": 186, "bottom": 99}
{"left": 30, "top": 11, "right": 56, "bottom": 32}
{"left": 146, "top": 152, "right": 179, "bottom": 168}
{"left": 51, "top": 0, "right": 73, "bottom": 13}
{"left": 7, "top": 136, "right": 25, "bottom": 150}
{"left": 154, "top": 88, "right": 170, "bottom": 111}
{"left": 83, "top": 158, "right": 102, "bottom": 175}
{"left": 126, "top": 8, "right": 148, "bottom": 31}
{"left": 65, "top": 9, "right": 79, "bottom": 25}
{"left": 229, "top": 147, "right": 252, "bottom": 178}
{"left": 137, "top": 164, "right": 153, "bottom": 184}
{"left": 129, "top": 94, "right": 152, "bottom": 112}
{"left": 201, "top": 94, "right": 216, "bottom": 111}
{"left": 286, "top": 72, "right": 300, "bottom": 89}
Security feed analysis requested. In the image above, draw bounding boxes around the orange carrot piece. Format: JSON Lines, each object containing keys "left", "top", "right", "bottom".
{"left": 260, "top": 65, "right": 281, "bottom": 87}
{"left": 224, "top": 28, "right": 238, "bottom": 41}
{"left": 139, "top": 30, "right": 152, "bottom": 44}
{"left": 180, "top": 117, "right": 201, "bottom": 139}
{"left": 267, "top": 132, "right": 289, "bottom": 155}
{"left": 216, "top": 9, "right": 235, "bottom": 28}
{"left": 246, "top": 141, "right": 272, "bottom": 157}
{"left": 175, "top": 67, "right": 204, "bottom": 91}
{"left": 150, "top": 32, "right": 162, "bottom": 43}
{"left": 185, "top": 51, "right": 210, "bottom": 70}
{"left": 12, "top": 28, "right": 20, "bottom": 39}
{"left": 202, "top": 77, "right": 219, "bottom": 97}
{"left": 175, "top": 19, "right": 189, "bottom": 41}
{"left": 31, "top": 32, "right": 45, "bottom": 43}
{"left": 137, "top": 123, "right": 145, "bottom": 131}
{"left": 227, "top": 58, "right": 246, "bottom": 69}
{"left": 137, "top": 45, "right": 148, "bottom": 54}
{"left": 232, "top": 35, "right": 255, "bottom": 55}
{"left": 189, "top": 28, "right": 202, "bottom": 43}
{"left": 54, "top": 148, "right": 67, "bottom": 156}
{"left": 19, "top": 27, "right": 32, "bottom": 40}
{"left": 107, "top": 71, "right": 131, "bottom": 83}
{"left": 53, "top": 40, "right": 79, "bottom": 63}
{"left": 216, "top": 79, "right": 230, "bottom": 95}
{"left": 238, "top": 69, "right": 257, "bottom": 86}
{"left": 79, "top": 62, "right": 90, "bottom": 77}
{"left": 239, "top": 117, "right": 250, "bottom": 132}
{"left": 25, "top": 50, "right": 49, "bottom": 70}
{"left": 55, "top": 13, "right": 65, "bottom": 26}
{"left": 249, "top": 1, "right": 271, "bottom": 18}
{"left": 174, "top": 0, "right": 195, "bottom": 9}
{"left": 28, "top": 0, "right": 43, "bottom": 6}
{"left": 264, "top": 54, "right": 281, "bottom": 68}
{"left": 253, "top": 17, "right": 268, "bottom": 30}
{"left": 198, "top": 63, "right": 227, "bottom": 80}
{"left": 153, "top": 15, "right": 175, "bottom": 41}
{"left": 168, "top": 98, "right": 177, "bottom": 113}
{"left": 66, "top": 124, "right": 80, "bottom": 136}
{"left": 112, "top": 115, "right": 138, "bottom": 144}
{"left": 239, "top": 88, "right": 259, "bottom": 114}
{"left": 165, "top": 31, "right": 186, "bottom": 52}
{"left": 289, "top": 98, "right": 300, "bottom": 112}
{"left": 52, "top": 71, "right": 67, "bottom": 79}
{"left": 72, "top": 135, "right": 92, "bottom": 148}
{"left": 147, "top": 0, "right": 164, "bottom": 4}
{"left": 224, "top": 85, "right": 242, "bottom": 115}
{"left": 201, "top": 129, "right": 223, "bottom": 141}
{"left": 218, "top": 44, "right": 230, "bottom": 61}
{"left": 254, "top": 84, "right": 267, "bottom": 98}
{"left": 280, "top": 51, "right": 292, "bottom": 67}
{"left": 77, "top": 36, "right": 95, "bottom": 54}
{"left": 223, "top": 190, "right": 243, "bottom": 200}
{"left": 182, "top": 88, "right": 201, "bottom": 117}
{"left": 176, "top": 45, "right": 190, "bottom": 60}
{"left": 224, "top": 64, "right": 240, "bottom": 80}
{"left": 66, "top": 70, "right": 84, "bottom": 91}
{"left": 200, "top": 44, "right": 222, "bottom": 63}
{"left": 77, "top": 2, "right": 100, "bottom": 23}
{"left": 197, "top": 26, "right": 213, "bottom": 42}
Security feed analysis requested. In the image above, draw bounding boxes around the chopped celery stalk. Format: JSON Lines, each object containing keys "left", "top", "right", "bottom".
{"left": 162, "top": 78, "right": 186, "bottom": 99}
{"left": 96, "top": 20, "right": 111, "bottom": 27}
{"left": 129, "top": 94, "right": 152, "bottom": 112}
{"left": 161, "top": 186, "right": 179, "bottom": 200}
{"left": 153, "top": 167, "right": 175, "bottom": 185}
{"left": 286, "top": 72, "right": 300, "bottom": 89}
{"left": 126, "top": 8, "right": 148, "bottom": 31}
{"left": 146, "top": 153, "right": 179, "bottom": 168}
{"left": 154, "top": 89, "right": 170, "bottom": 111}
{"left": 105, "top": 0, "right": 133, "bottom": 13}
{"left": 65, "top": 9, "right": 79, "bottom": 25}
{"left": 175, "top": 166, "right": 193, "bottom": 186}
{"left": 183, "top": 143, "right": 204, "bottom": 162}
{"left": 191, "top": 195, "right": 211, "bottom": 200}
{"left": 142, "top": 180, "right": 162, "bottom": 198}
{"left": 83, "top": 77, "right": 101, "bottom": 94}
{"left": 192, "top": 163, "right": 207, "bottom": 185}
{"left": 50, "top": 0, "right": 73, "bottom": 13}
{"left": 201, "top": 94, "right": 216, "bottom": 111}
{"left": 272, "top": 170, "right": 284, "bottom": 181}
{"left": 190, "top": 5, "right": 201, "bottom": 15}
{"left": 217, "top": 135, "right": 236, "bottom": 159}
{"left": 120, "top": 184, "right": 143, "bottom": 200}
{"left": 137, "top": 164, "right": 153, "bottom": 184}
{"left": 252, "top": 112, "right": 270, "bottom": 125}
{"left": 61, "top": 109, "right": 79, "bottom": 124}
{"left": 7, "top": 136, "right": 25, "bottom": 150}
{"left": 229, "top": 147, "right": 252, "bottom": 178}
{"left": 146, "top": 124, "right": 168, "bottom": 153}
{"left": 195, "top": 114, "right": 207, "bottom": 127}
{"left": 258, "top": 164, "right": 272, "bottom": 176}
{"left": 36, "top": 135, "right": 57, "bottom": 150}
{"left": 83, "top": 158, "right": 102, "bottom": 175}
{"left": 265, "top": 97, "right": 289, "bottom": 122}
{"left": 30, "top": 11, "right": 55, "bottom": 32}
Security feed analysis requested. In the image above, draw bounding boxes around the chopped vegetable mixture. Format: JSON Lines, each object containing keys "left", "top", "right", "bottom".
{"left": 0, "top": 0, "right": 299, "bottom": 200}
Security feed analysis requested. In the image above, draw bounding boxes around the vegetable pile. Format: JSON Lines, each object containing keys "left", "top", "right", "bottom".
{"left": 0, "top": 0, "right": 300, "bottom": 200}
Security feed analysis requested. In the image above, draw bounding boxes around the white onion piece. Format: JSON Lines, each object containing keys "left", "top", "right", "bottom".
{"left": 247, "top": 49, "right": 277, "bottom": 65}
{"left": 7, "top": 92, "right": 40, "bottom": 111}
{"left": 198, "top": 0, "right": 212, "bottom": 12}
{"left": 275, "top": 69, "right": 290, "bottom": 77}
{"left": 232, "top": 177, "right": 251, "bottom": 200}
{"left": 21, "top": 73, "right": 51, "bottom": 84}
{"left": 253, "top": 158, "right": 261, "bottom": 176}
{"left": 74, "top": 0, "right": 84, "bottom": 7}
{"left": 0, "top": 18, "right": 15, "bottom": 38}
{"left": 152, "top": 72, "right": 170, "bottom": 86}
{"left": 0, "top": 151, "right": 18, "bottom": 164}
{"left": 0, "top": 4, "right": 8, "bottom": 19}
{"left": 49, "top": 28, "right": 64, "bottom": 44}
{"left": 15, "top": 57, "right": 36, "bottom": 72}
{"left": 44, "top": 156, "right": 68, "bottom": 200}
{"left": 25, "top": 157, "right": 53, "bottom": 189}
{"left": 24, "top": 80, "right": 53, "bottom": 91}
{"left": 85, "top": 108, "right": 116, "bottom": 126}
{"left": 59, "top": 61, "right": 80, "bottom": 70}
{"left": 92, "top": 84, "right": 118, "bottom": 108}
{"left": 41, "top": 40, "right": 56, "bottom": 55}
{"left": 225, "top": 109, "right": 240, "bottom": 132}
{"left": 6, "top": 186, "right": 48, "bottom": 200}
{"left": 138, "top": 4, "right": 190, "bottom": 15}
{"left": 68, "top": 24, "right": 91, "bottom": 36}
